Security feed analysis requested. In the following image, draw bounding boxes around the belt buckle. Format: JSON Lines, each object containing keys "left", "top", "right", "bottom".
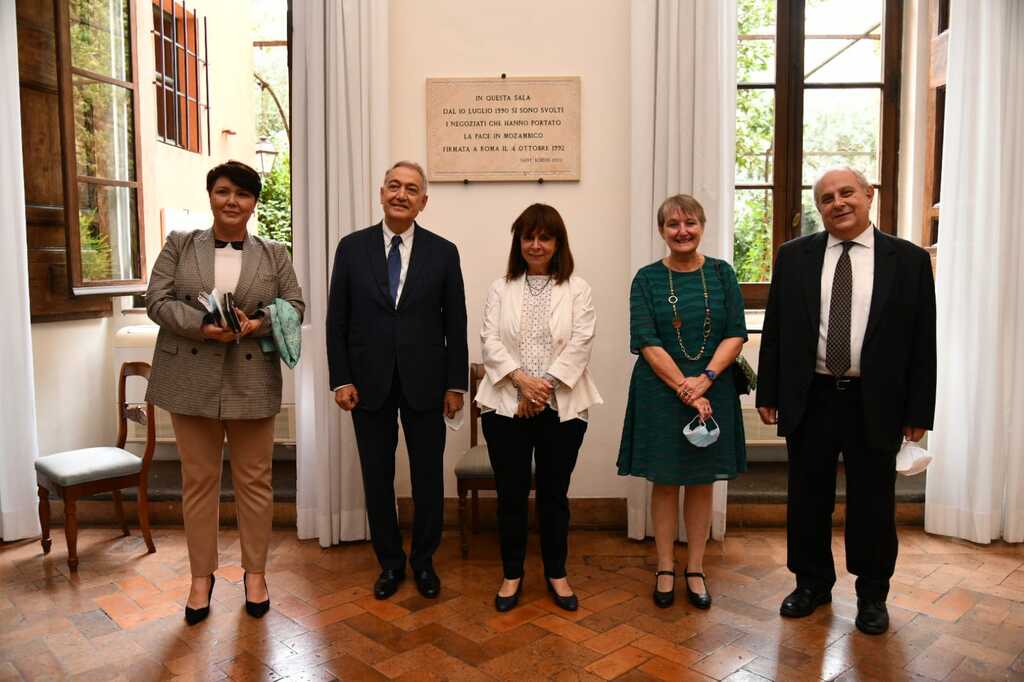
{"left": 835, "top": 377, "right": 852, "bottom": 391}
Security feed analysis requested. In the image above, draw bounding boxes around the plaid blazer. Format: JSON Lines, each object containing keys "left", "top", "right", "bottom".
{"left": 145, "top": 229, "right": 305, "bottom": 420}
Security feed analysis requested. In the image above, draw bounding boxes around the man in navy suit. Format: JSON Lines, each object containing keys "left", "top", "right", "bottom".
{"left": 327, "top": 161, "right": 468, "bottom": 599}
{"left": 756, "top": 166, "right": 936, "bottom": 634}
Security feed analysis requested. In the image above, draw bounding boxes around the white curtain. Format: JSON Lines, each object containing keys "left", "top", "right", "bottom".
{"left": 627, "top": 0, "right": 737, "bottom": 542}
{"left": 924, "top": 0, "right": 1024, "bottom": 544}
{"left": 292, "top": 0, "right": 389, "bottom": 545}
{"left": 0, "top": 2, "right": 41, "bottom": 541}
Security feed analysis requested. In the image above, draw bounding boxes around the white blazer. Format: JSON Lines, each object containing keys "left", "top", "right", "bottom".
{"left": 476, "top": 275, "right": 603, "bottom": 422}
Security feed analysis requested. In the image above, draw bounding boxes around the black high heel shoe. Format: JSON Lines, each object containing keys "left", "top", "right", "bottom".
{"left": 653, "top": 570, "right": 675, "bottom": 608}
{"left": 244, "top": 572, "right": 271, "bottom": 619}
{"left": 184, "top": 575, "right": 215, "bottom": 625}
{"left": 684, "top": 571, "right": 711, "bottom": 610}
{"left": 494, "top": 577, "right": 523, "bottom": 612}
{"left": 546, "top": 577, "right": 578, "bottom": 612}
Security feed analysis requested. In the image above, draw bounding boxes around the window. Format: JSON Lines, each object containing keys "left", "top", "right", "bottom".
{"left": 54, "top": 0, "right": 148, "bottom": 296}
{"left": 152, "top": 0, "right": 209, "bottom": 153}
{"left": 734, "top": 0, "right": 902, "bottom": 308}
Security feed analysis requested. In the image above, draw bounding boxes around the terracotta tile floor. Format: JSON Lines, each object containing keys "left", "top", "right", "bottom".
{"left": 2, "top": 527, "right": 1024, "bottom": 681}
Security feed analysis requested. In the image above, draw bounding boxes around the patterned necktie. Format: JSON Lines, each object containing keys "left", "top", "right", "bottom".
{"left": 387, "top": 234, "right": 403, "bottom": 305}
{"left": 826, "top": 241, "right": 854, "bottom": 377}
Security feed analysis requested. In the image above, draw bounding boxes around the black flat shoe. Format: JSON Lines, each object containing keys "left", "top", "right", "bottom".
{"left": 414, "top": 568, "right": 441, "bottom": 599}
{"left": 779, "top": 586, "right": 832, "bottom": 618}
{"left": 855, "top": 599, "right": 889, "bottom": 635}
{"left": 184, "top": 575, "right": 215, "bottom": 626}
{"left": 546, "top": 577, "right": 578, "bottom": 612}
{"left": 494, "top": 577, "right": 523, "bottom": 612}
{"left": 374, "top": 568, "right": 405, "bottom": 600}
{"left": 243, "top": 572, "right": 271, "bottom": 619}
{"left": 684, "top": 571, "right": 711, "bottom": 610}
{"left": 653, "top": 570, "right": 675, "bottom": 608}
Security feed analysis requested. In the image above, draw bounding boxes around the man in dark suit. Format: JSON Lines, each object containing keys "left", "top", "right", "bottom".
{"left": 326, "top": 160, "right": 468, "bottom": 600}
{"left": 756, "top": 166, "right": 936, "bottom": 634}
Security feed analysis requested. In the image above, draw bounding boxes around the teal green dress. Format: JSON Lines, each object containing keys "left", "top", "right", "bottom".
{"left": 617, "top": 258, "right": 748, "bottom": 485}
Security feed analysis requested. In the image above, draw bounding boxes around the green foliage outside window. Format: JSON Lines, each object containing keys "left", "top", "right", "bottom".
{"left": 256, "top": 152, "right": 292, "bottom": 248}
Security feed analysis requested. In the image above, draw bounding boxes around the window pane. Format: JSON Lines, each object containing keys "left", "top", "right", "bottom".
{"left": 78, "top": 183, "right": 140, "bottom": 282}
{"left": 802, "top": 88, "right": 880, "bottom": 186}
{"left": 70, "top": 0, "right": 131, "bottom": 81}
{"left": 804, "top": 0, "right": 883, "bottom": 83}
{"left": 74, "top": 78, "right": 136, "bottom": 181}
{"left": 737, "top": 0, "right": 776, "bottom": 84}
{"left": 801, "top": 187, "right": 881, "bottom": 235}
{"left": 734, "top": 188, "right": 773, "bottom": 283}
{"left": 736, "top": 89, "right": 774, "bottom": 184}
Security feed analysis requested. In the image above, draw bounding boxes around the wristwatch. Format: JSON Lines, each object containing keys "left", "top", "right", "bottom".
{"left": 701, "top": 369, "right": 717, "bottom": 381}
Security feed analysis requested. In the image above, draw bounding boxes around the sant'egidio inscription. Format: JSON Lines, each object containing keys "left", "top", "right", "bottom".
{"left": 426, "top": 77, "right": 581, "bottom": 182}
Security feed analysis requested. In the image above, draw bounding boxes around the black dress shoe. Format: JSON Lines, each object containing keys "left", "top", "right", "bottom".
{"left": 855, "top": 599, "right": 889, "bottom": 635}
{"left": 779, "top": 586, "right": 831, "bottom": 618}
{"left": 243, "top": 572, "right": 270, "bottom": 619}
{"left": 374, "top": 569, "right": 405, "bottom": 600}
{"left": 546, "top": 577, "right": 578, "bottom": 611}
{"left": 684, "top": 572, "right": 712, "bottom": 610}
{"left": 494, "top": 577, "right": 523, "bottom": 612}
{"left": 414, "top": 568, "right": 441, "bottom": 599}
{"left": 653, "top": 570, "right": 675, "bottom": 608}
{"left": 184, "top": 575, "right": 215, "bottom": 625}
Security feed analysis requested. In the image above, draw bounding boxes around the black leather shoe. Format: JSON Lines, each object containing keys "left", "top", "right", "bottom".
{"left": 684, "top": 572, "right": 712, "bottom": 610}
{"left": 414, "top": 568, "right": 441, "bottom": 599}
{"left": 779, "top": 586, "right": 831, "bottom": 618}
{"left": 855, "top": 599, "right": 889, "bottom": 635}
{"left": 374, "top": 569, "right": 405, "bottom": 600}
{"left": 494, "top": 577, "right": 523, "bottom": 612}
{"left": 243, "top": 572, "right": 270, "bottom": 619}
{"left": 546, "top": 577, "right": 578, "bottom": 611}
{"left": 653, "top": 570, "right": 675, "bottom": 608}
{"left": 184, "top": 575, "right": 215, "bottom": 625}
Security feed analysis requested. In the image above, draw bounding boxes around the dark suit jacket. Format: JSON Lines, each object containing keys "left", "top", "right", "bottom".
{"left": 326, "top": 222, "right": 469, "bottom": 412}
{"left": 756, "top": 228, "right": 936, "bottom": 452}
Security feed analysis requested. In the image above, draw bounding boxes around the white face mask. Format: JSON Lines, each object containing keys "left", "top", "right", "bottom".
{"left": 683, "top": 415, "right": 720, "bottom": 448}
{"left": 896, "top": 441, "right": 931, "bottom": 476}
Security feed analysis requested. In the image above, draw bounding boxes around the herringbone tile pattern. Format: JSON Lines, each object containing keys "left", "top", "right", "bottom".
{"left": 2, "top": 527, "right": 1023, "bottom": 680}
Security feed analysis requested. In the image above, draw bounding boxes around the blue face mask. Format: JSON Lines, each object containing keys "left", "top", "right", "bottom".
{"left": 683, "top": 415, "right": 720, "bottom": 448}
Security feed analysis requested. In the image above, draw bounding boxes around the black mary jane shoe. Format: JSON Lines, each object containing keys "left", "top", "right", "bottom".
{"left": 684, "top": 571, "right": 712, "bottom": 610}
{"left": 184, "top": 575, "right": 215, "bottom": 625}
{"left": 546, "top": 577, "right": 578, "bottom": 612}
{"left": 243, "top": 572, "right": 271, "bottom": 619}
{"left": 494, "top": 577, "right": 523, "bottom": 613}
{"left": 653, "top": 570, "right": 675, "bottom": 608}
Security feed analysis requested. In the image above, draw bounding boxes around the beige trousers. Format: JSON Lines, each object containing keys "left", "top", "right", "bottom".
{"left": 171, "top": 413, "right": 275, "bottom": 577}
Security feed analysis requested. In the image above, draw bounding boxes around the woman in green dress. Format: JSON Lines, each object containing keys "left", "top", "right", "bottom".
{"left": 618, "top": 194, "right": 748, "bottom": 610}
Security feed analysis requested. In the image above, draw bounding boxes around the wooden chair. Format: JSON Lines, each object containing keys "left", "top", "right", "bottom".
{"left": 454, "top": 363, "right": 534, "bottom": 558}
{"left": 35, "top": 361, "right": 157, "bottom": 571}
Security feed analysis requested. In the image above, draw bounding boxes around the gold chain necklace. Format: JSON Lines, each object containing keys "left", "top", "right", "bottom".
{"left": 525, "top": 275, "right": 552, "bottom": 296}
{"left": 666, "top": 261, "right": 711, "bottom": 361}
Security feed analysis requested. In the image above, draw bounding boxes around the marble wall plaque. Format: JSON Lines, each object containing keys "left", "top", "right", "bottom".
{"left": 426, "top": 76, "right": 581, "bottom": 182}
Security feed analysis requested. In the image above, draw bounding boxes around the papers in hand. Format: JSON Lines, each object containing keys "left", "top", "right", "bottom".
{"left": 198, "top": 289, "right": 242, "bottom": 336}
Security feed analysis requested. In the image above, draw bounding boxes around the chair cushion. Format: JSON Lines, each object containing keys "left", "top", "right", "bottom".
{"left": 454, "top": 444, "right": 534, "bottom": 478}
{"left": 35, "top": 447, "right": 142, "bottom": 487}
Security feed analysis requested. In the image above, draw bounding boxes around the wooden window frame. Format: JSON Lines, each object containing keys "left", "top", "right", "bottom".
{"left": 739, "top": 0, "right": 903, "bottom": 309}
{"left": 152, "top": 0, "right": 210, "bottom": 154}
{"left": 54, "top": 0, "right": 148, "bottom": 296}
{"left": 920, "top": 0, "right": 949, "bottom": 252}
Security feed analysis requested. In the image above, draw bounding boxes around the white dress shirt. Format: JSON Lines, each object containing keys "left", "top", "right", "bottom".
{"left": 816, "top": 225, "right": 874, "bottom": 377}
{"left": 382, "top": 221, "right": 414, "bottom": 303}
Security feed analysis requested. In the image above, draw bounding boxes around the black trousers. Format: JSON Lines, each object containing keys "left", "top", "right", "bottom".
{"left": 351, "top": 371, "right": 445, "bottom": 573}
{"left": 481, "top": 409, "right": 587, "bottom": 580}
{"left": 785, "top": 375, "right": 898, "bottom": 601}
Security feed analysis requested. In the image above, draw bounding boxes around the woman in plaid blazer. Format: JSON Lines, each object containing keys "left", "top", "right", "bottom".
{"left": 145, "top": 161, "right": 304, "bottom": 625}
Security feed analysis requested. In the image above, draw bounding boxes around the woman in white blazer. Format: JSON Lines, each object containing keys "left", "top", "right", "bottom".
{"left": 476, "top": 204, "right": 602, "bottom": 613}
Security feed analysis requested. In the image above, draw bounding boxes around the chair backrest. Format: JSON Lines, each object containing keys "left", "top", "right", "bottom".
{"left": 469, "top": 363, "right": 484, "bottom": 447}
{"left": 116, "top": 362, "right": 156, "bottom": 473}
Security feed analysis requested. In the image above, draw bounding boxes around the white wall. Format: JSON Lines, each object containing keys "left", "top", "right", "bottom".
{"left": 389, "top": 0, "right": 633, "bottom": 498}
